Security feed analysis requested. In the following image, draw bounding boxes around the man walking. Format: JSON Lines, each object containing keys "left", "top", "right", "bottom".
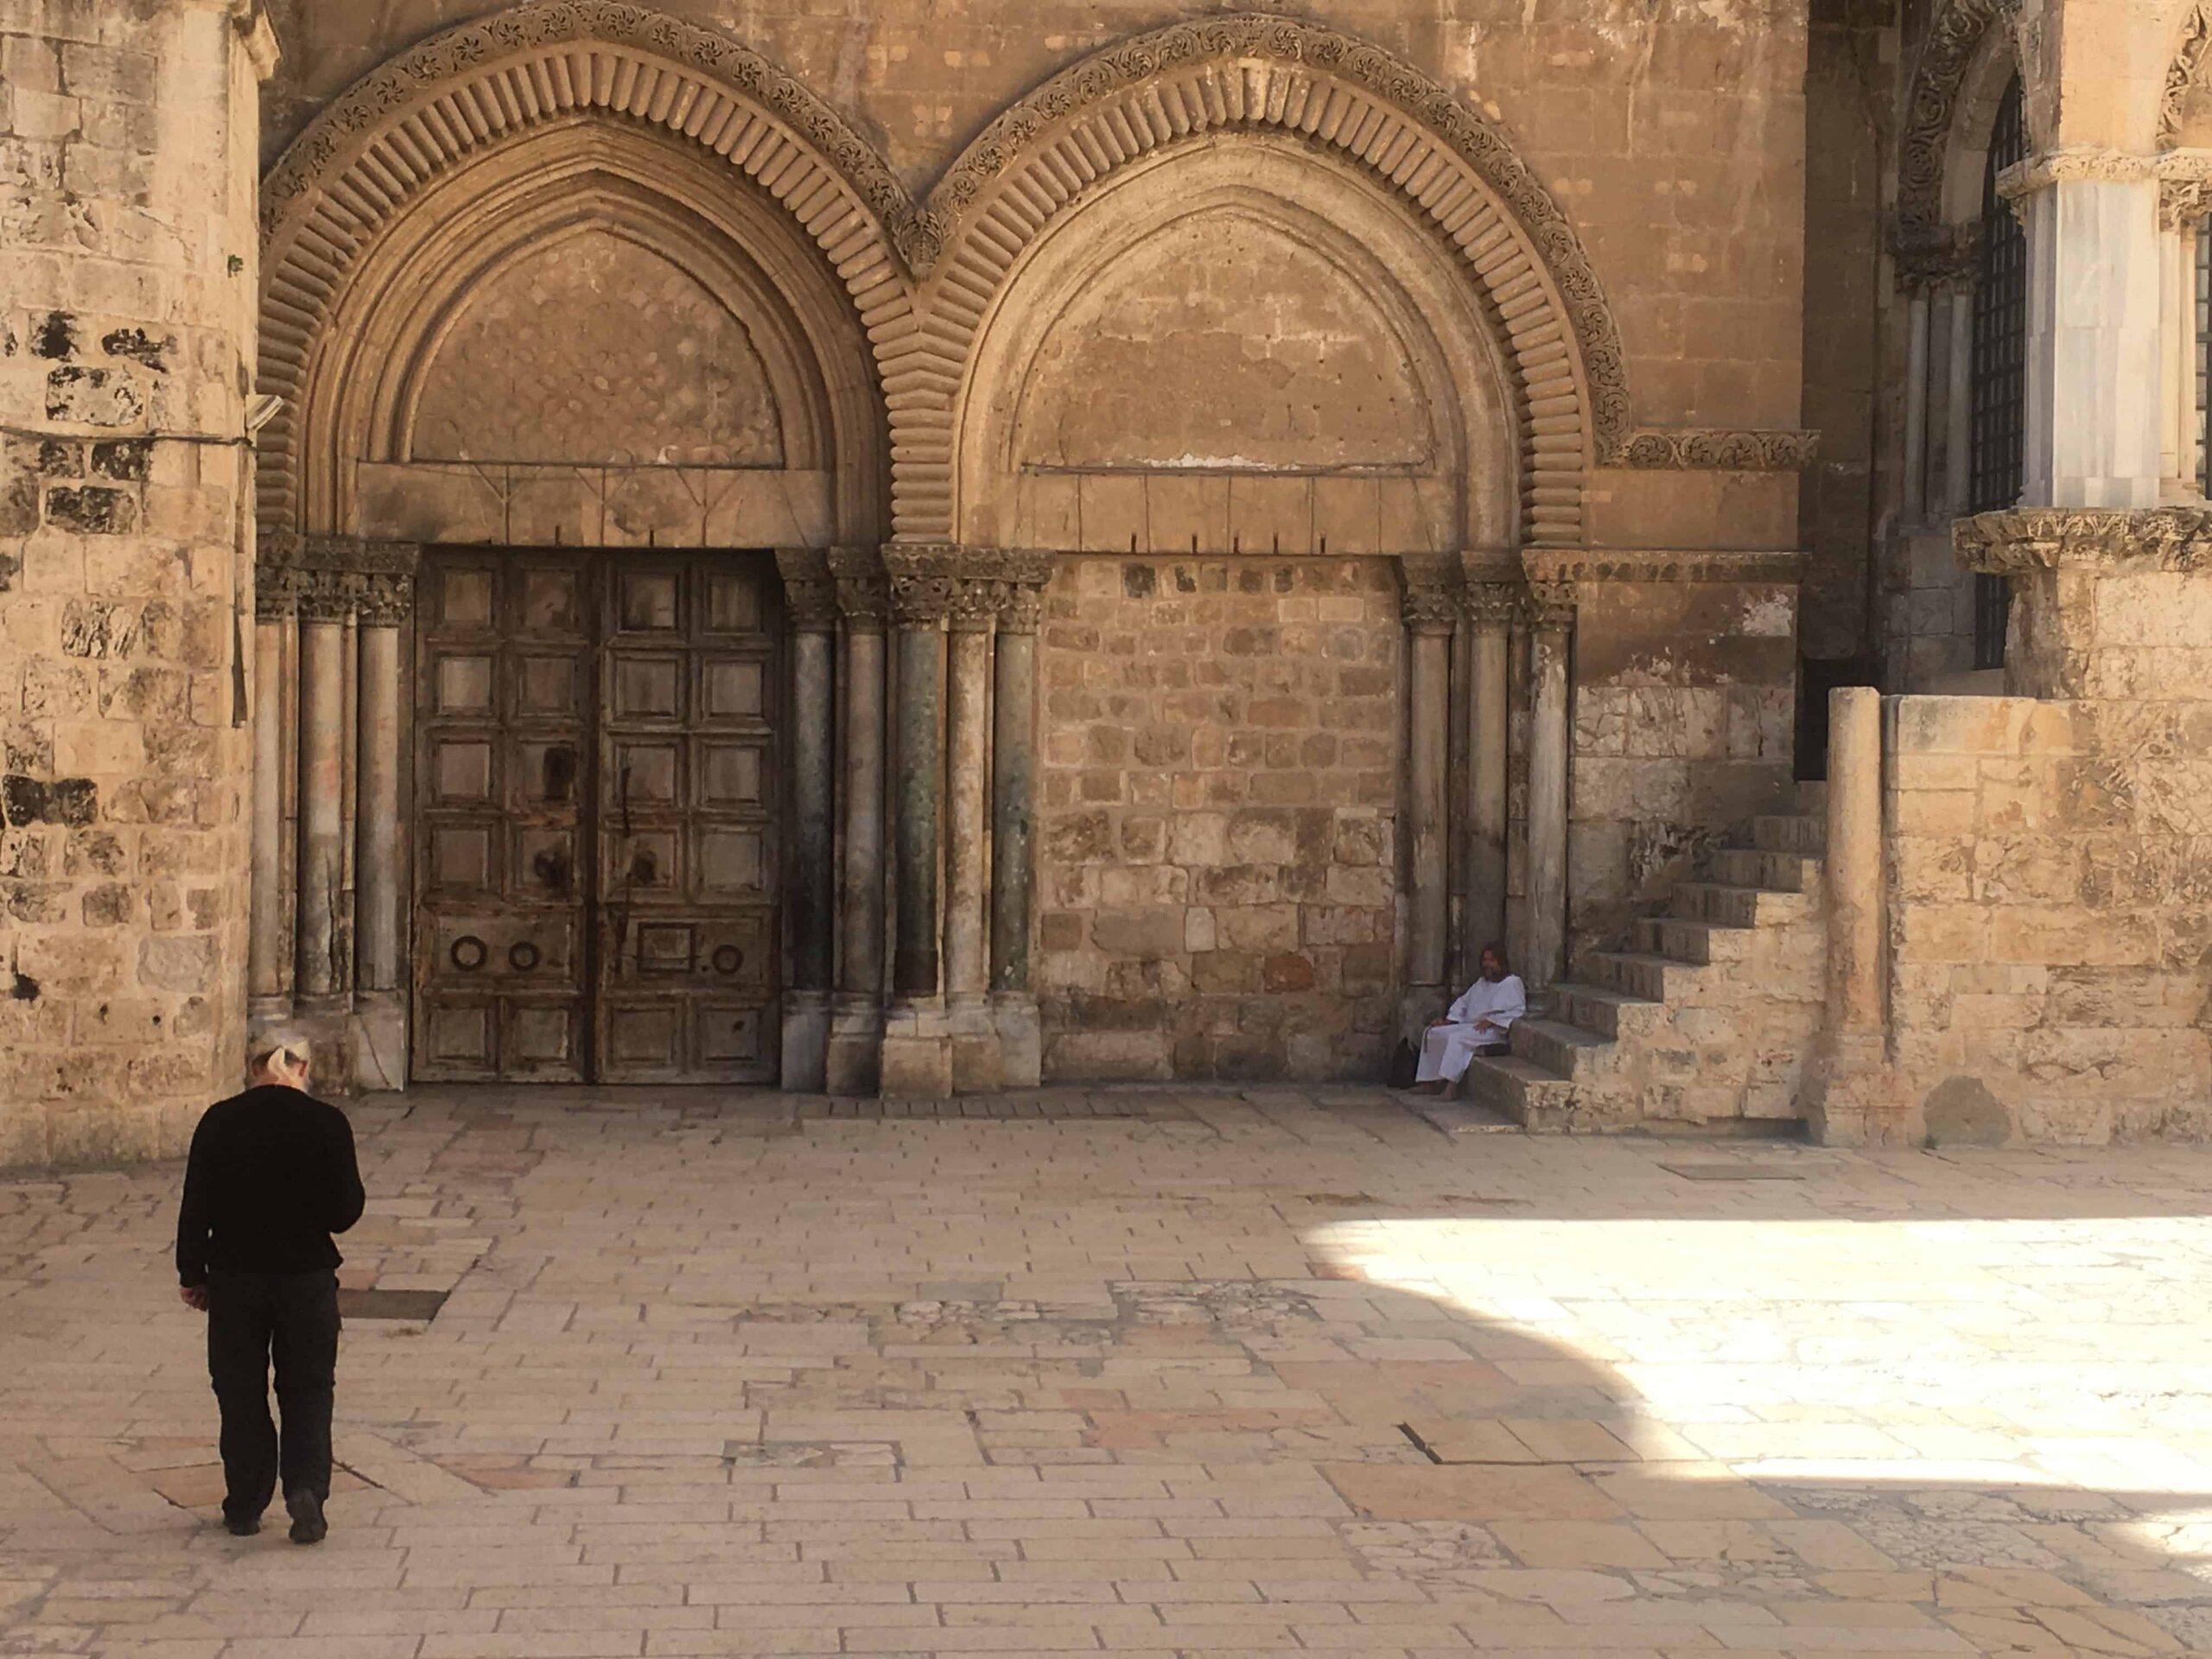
{"left": 175, "top": 1041, "right": 364, "bottom": 1543}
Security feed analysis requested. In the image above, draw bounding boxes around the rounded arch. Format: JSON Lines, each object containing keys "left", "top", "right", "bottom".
{"left": 895, "top": 13, "right": 1624, "bottom": 548}
{"left": 2164, "top": 1, "right": 2212, "bottom": 146}
{"left": 257, "top": 0, "right": 915, "bottom": 539}
{"left": 956, "top": 138, "right": 1518, "bottom": 556}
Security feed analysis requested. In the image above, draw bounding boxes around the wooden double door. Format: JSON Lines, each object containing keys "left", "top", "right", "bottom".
{"left": 411, "top": 549, "right": 781, "bottom": 1084}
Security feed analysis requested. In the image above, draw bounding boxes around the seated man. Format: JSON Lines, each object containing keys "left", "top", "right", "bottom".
{"left": 1412, "top": 943, "right": 1526, "bottom": 1095}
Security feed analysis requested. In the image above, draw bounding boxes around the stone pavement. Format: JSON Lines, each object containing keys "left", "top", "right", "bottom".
{"left": 5, "top": 1086, "right": 2212, "bottom": 1656}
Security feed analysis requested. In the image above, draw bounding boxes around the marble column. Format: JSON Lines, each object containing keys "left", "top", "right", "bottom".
{"left": 248, "top": 571, "right": 296, "bottom": 1020}
{"left": 1943, "top": 287, "right": 1975, "bottom": 515}
{"left": 293, "top": 572, "right": 354, "bottom": 1012}
{"left": 1826, "top": 686, "right": 1883, "bottom": 1035}
{"left": 1903, "top": 290, "right": 1931, "bottom": 522}
{"left": 778, "top": 551, "right": 839, "bottom": 1092}
{"left": 2160, "top": 182, "right": 2210, "bottom": 499}
{"left": 991, "top": 578, "right": 1046, "bottom": 1088}
{"left": 353, "top": 566, "right": 412, "bottom": 1089}
{"left": 944, "top": 582, "right": 998, "bottom": 1091}
{"left": 1525, "top": 588, "right": 1573, "bottom": 994}
{"left": 1402, "top": 577, "right": 1456, "bottom": 1027}
{"left": 826, "top": 554, "right": 888, "bottom": 1096}
{"left": 2012, "top": 169, "right": 2161, "bottom": 509}
{"left": 880, "top": 551, "right": 955, "bottom": 1098}
{"left": 1462, "top": 585, "right": 1514, "bottom": 969}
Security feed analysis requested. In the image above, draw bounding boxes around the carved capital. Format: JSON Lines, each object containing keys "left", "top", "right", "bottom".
{"left": 998, "top": 583, "right": 1047, "bottom": 634}
{"left": 1955, "top": 506, "right": 2212, "bottom": 573}
{"left": 1459, "top": 582, "right": 1524, "bottom": 628}
{"left": 292, "top": 568, "right": 361, "bottom": 623}
{"left": 357, "top": 571, "right": 416, "bottom": 625}
{"left": 827, "top": 547, "right": 890, "bottom": 631}
{"left": 1523, "top": 582, "right": 1579, "bottom": 631}
{"left": 1891, "top": 220, "right": 1984, "bottom": 293}
{"left": 948, "top": 579, "right": 1002, "bottom": 633}
{"left": 776, "top": 548, "right": 840, "bottom": 633}
{"left": 1398, "top": 554, "right": 1461, "bottom": 634}
{"left": 1615, "top": 429, "right": 1821, "bottom": 470}
{"left": 253, "top": 564, "right": 296, "bottom": 622}
{"left": 883, "top": 543, "right": 963, "bottom": 626}
{"left": 2163, "top": 176, "right": 2212, "bottom": 231}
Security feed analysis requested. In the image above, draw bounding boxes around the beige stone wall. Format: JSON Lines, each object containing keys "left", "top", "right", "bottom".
{"left": 0, "top": 0, "right": 265, "bottom": 1165}
{"left": 1034, "top": 556, "right": 1401, "bottom": 1081}
{"left": 1567, "top": 575, "right": 1800, "bottom": 963}
{"left": 1831, "top": 696, "right": 2212, "bottom": 1145}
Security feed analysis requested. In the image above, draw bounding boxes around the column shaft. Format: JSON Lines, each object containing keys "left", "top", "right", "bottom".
{"left": 944, "top": 621, "right": 992, "bottom": 999}
{"left": 1826, "top": 687, "right": 1884, "bottom": 1035}
{"left": 248, "top": 604, "right": 292, "bottom": 1012}
{"left": 355, "top": 623, "right": 402, "bottom": 995}
{"left": 791, "top": 628, "right": 837, "bottom": 993}
{"left": 1903, "top": 292, "right": 1930, "bottom": 521}
{"left": 295, "top": 613, "right": 349, "bottom": 1007}
{"left": 1526, "top": 615, "right": 1573, "bottom": 992}
{"left": 892, "top": 622, "right": 944, "bottom": 998}
{"left": 826, "top": 576, "right": 888, "bottom": 1097}
{"left": 990, "top": 588, "right": 1043, "bottom": 1089}
{"left": 1944, "top": 290, "right": 1975, "bottom": 516}
{"left": 1405, "top": 625, "right": 1451, "bottom": 995}
{"left": 1466, "top": 617, "right": 1510, "bottom": 957}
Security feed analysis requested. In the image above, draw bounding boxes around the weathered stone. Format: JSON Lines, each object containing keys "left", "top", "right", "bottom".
{"left": 44, "top": 366, "right": 141, "bottom": 427}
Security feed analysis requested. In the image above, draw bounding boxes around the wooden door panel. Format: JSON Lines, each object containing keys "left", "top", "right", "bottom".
{"left": 414, "top": 549, "right": 779, "bottom": 1086}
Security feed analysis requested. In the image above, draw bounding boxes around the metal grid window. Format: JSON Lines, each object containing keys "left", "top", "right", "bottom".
{"left": 1970, "top": 73, "right": 2028, "bottom": 670}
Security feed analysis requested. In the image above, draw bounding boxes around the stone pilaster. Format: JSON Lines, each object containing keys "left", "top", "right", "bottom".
{"left": 827, "top": 549, "right": 888, "bottom": 1095}
{"left": 778, "top": 549, "right": 839, "bottom": 1092}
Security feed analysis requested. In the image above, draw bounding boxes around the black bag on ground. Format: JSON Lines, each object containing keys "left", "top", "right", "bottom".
{"left": 1387, "top": 1038, "right": 1420, "bottom": 1090}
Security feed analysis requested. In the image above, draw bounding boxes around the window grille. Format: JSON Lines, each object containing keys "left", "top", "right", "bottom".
{"left": 1969, "top": 74, "right": 2027, "bottom": 670}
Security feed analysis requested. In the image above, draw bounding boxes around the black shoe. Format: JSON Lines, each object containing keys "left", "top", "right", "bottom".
{"left": 223, "top": 1512, "right": 259, "bottom": 1537}
{"left": 284, "top": 1488, "right": 327, "bottom": 1545}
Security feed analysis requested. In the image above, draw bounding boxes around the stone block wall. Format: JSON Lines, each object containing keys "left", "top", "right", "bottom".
{"left": 1033, "top": 556, "right": 1402, "bottom": 1081}
{"left": 0, "top": 0, "right": 266, "bottom": 1166}
{"left": 1565, "top": 574, "right": 1800, "bottom": 963}
{"left": 1822, "top": 695, "right": 2212, "bottom": 1145}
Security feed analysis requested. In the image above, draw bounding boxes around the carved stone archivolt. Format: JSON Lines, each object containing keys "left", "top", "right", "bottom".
{"left": 1955, "top": 506, "right": 2212, "bottom": 572}
{"left": 2166, "top": 3, "right": 2212, "bottom": 148}
{"left": 1613, "top": 429, "right": 1821, "bottom": 471}
{"left": 1896, "top": 0, "right": 2017, "bottom": 240}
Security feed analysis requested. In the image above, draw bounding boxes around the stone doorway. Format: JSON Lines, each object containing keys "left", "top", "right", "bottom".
{"left": 410, "top": 549, "right": 783, "bottom": 1084}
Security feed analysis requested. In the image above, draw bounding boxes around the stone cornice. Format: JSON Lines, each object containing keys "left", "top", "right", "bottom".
{"left": 1955, "top": 506, "right": 2212, "bottom": 572}
{"left": 1611, "top": 429, "right": 1821, "bottom": 471}
{"left": 1520, "top": 549, "right": 1807, "bottom": 584}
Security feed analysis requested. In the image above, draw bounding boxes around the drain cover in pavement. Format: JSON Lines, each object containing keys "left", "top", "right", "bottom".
{"left": 1658, "top": 1163, "right": 1802, "bottom": 1182}
{"left": 339, "top": 1288, "right": 450, "bottom": 1321}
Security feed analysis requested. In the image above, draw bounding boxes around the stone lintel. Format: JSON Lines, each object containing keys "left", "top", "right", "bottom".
{"left": 1954, "top": 507, "right": 2212, "bottom": 574}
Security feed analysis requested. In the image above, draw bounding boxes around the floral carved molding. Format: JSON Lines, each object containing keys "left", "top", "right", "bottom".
{"left": 1895, "top": 0, "right": 2015, "bottom": 241}
{"left": 1955, "top": 507, "right": 2212, "bottom": 573}
{"left": 1612, "top": 429, "right": 1820, "bottom": 472}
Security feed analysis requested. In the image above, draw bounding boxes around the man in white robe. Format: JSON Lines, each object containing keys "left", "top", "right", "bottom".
{"left": 1413, "top": 943, "right": 1525, "bottom": 1093}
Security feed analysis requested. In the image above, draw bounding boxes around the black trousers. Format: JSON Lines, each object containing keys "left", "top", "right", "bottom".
{"left": 205, "top": 1268, "right": 340, "bottom": 1521}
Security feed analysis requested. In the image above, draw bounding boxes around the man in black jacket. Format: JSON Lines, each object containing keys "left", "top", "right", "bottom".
{"left": 175, "top": 1041, "right": 365, "bottom": 1543}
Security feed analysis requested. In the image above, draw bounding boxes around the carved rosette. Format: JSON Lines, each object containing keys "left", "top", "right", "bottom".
{"left": 1955, "top": 506, "right": 2212, "bottom": 573}
{"left": 1616, "top": 429, "right": 1821, "bottom": 470}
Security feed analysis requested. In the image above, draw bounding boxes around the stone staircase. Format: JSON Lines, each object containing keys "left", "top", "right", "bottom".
{"left": 1464, "top": 798, "right": 1828, "bottom": 1132}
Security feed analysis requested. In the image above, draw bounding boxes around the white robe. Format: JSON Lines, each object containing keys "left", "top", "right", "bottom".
{"left": 1414, "top": 973, "right": 1527, "bottom": 1083}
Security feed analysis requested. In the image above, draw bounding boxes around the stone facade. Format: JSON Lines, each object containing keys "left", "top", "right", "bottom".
{"left": 0, "top": 0, "right": 271, "bottom": 1166}
{"left": 10, "top": 0, "right": 2212, "bottom": 1163}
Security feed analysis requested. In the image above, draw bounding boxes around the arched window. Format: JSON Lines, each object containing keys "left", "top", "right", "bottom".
{"left": 1969, "top": 73, "right": 2028, "bottom": 668}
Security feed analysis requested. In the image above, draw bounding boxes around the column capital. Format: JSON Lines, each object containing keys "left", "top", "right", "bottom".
{"left": 1891, "top": 221, "right": 1983, "bottom": 295}
{"left": 1397, "top": 552, "right": 1461, "bottom": 635}
{"left": 775, "top": 549, "right": 840, "bottom": 634}
{"left": 254, "top": 564, "right": 296, "bottom": 621}
{"left": 2163, "top": 177, "right": 2212, "bottom": 232}
{"left": 1459, "top": 581, "right": 1523, "bottom": 628}
{"left": 829, "top": 546, "right": 889, "bottom": 632}
{"left": 998, "top": 582, "right": 1047, "bottom": 634}
{"left": 293, "top": 568, "right": 361, "bottom": 623}
{"left": 1523, "top": 582, "right": 1578, "bottom": 631}
{"left": 883, "top": 543, "right": 964, "bottom": 626}
{"left": 947, "top": 581, "right": 1001, "bottom": 633}
{"left": 357, "top": 571, "right": 416, "bottom": 625}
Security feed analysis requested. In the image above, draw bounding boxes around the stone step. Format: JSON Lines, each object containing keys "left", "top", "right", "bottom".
{"left": 1669, "top": 880, "right": 1812, "bottom": 929}
{"left": 1713, "top": 848, "right": 1823, "bottom": 893}
{"left": 1586, "top": 950, "right": 1707, "bottom": 1003}
{"left": 1556, "top": 982, "right": 1670, "bottom": 1040}
{"left": 1634, "top": 915, "right": 1755, "bottom": 964}
{"left": 1753, "top": 814, "right": 1826, "bottom": 855}
{"left": 1461, "top": 1052, "right": 1580, "bottom": 1128}
{"left": 1511, "top": 1016, "right": 1623, "bottom": 1080}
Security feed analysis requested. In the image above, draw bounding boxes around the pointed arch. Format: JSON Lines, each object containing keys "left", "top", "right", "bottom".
{"left": 256, "top": 0, "right": 918, "bottom": 536}
{"left": 888, "top": 14, "right": 1626, "bottom": 547}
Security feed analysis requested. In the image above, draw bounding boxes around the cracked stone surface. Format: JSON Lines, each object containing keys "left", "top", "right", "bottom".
{"left": 4, "top": 1084, "right": 2212, "bottom": 1655}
